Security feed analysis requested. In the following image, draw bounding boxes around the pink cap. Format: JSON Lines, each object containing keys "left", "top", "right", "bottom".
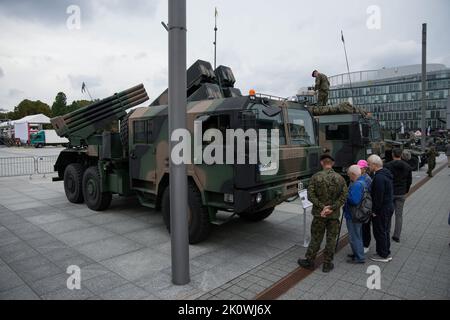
{"left": 357, "top": 160, "right": 368, "bottom": 168}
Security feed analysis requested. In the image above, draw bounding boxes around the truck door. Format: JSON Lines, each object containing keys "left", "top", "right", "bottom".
{"left": 129, "top": 119, "right": 157, "bottom": 191}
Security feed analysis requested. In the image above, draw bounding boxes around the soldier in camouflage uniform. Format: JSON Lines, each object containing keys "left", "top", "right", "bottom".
{"left": 426, "top": 145, "right": 437, "bottom": 177}
{"left": 312, "top": 70, "right": 330, "bottom": 106}
{"left": 298, "top": 154, "right": 348, "bottom": 272}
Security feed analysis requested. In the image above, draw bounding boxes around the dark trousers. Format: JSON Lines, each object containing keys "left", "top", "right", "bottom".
{"left": 372, "top": 210, "right": 394, "bottom": 258}
{"left": 305, "top": 216, "right": 340, "bottom": 263}
{"left": 362, "top": 218, "right": 372, "bottom": 248}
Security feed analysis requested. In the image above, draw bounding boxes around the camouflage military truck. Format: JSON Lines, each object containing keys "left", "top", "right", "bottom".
{"left": 311, "top": 104, "right": 385, "bottom": 174}
{"left": 51, "top": 60, "right": 321, "bottom": 243}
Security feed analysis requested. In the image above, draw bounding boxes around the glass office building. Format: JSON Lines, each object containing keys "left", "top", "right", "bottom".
{"left": 328, "top": 64, "right": 450, "bottom": 131}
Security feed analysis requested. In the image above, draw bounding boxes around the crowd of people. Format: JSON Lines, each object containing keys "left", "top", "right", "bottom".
{"left": 297, "top": 148, "right": 421, "bottom": 272}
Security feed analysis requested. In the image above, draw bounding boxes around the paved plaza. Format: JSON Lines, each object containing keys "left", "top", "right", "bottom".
{"left": 0, "top": 146, "right": 449, "bottom": 300}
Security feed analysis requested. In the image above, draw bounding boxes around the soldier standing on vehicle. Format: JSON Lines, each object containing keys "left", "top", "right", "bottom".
{"left": 312, "top": 70, "right": 330, "bottom": 106}
{"left": 298, "top": 154, "right": 348, "bottom": 273}
{"left": 426, "top": 144, "right": 437, "bottom": 177}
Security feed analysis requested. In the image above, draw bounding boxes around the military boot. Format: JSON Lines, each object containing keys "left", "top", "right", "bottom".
{"left": 322, "top": 262, "right": 334, "bottom": 273}
{"left": 297, "top": 258, "right": 314, "bottom": 270}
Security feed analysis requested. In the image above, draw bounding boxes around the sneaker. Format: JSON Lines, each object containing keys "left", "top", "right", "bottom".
{"left": 364, "top": 247, "right": 370, "bottom": 254}
{"left": 370, "top": 254, "right": 393, "bottom": 263}
{"left": 297, "top": 258, "right": 314, "bottom": 270}
{"left": 322, "top": 262, "right": 334, "bottom": 273}
{"left": 347, "top": 254, "right": 356, "bottom": 259}
{"left": 392, "top": 236, "right": 400, "bottom": 243}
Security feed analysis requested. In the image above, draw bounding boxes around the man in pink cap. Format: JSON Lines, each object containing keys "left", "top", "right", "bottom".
{"left": 357, "top": 159, "right": 373, "bottom": 253}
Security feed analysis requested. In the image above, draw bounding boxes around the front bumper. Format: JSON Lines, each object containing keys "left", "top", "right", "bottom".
{"left": 234, "top": 179, "right": 302, "bottom": 213}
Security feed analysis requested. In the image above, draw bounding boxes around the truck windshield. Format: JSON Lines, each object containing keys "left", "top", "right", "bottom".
{"left": 369, "top": 119, "right": 382, "bottom": 141}
{"left": 286, "top": 108, "right": 315, "bottom": 146}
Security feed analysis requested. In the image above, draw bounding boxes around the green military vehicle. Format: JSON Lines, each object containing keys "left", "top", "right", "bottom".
{"left": 310, "top": 103, "right": 385, "bottom": 174}
{"left": 295, "top": 89, "right": 384, "bottom": 174}
{"left": 51, "top": 60, "right": 321, "bottom": 243}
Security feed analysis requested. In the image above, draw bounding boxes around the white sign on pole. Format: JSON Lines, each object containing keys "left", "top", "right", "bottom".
{"left": 299, "top": 189, "right": 313, "bottom": 209}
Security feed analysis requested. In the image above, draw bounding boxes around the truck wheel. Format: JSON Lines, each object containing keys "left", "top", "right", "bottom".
{"left": 162, "top": 182, "right": 211, "bottom": 244}
{"left": 238, "top": 207, "right": 275, "bottom": 222}
{"left": 407, "top": 155, "right": 419, "bottom": 170}
{"left": 82, "top": 166, "right": 112, "bottom": 211}
{"left": 64, "top": 164, "right": 84, "bottom": 203}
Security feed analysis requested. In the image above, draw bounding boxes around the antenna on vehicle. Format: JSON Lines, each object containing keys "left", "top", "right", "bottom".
{"left": 213, "top": 7, "right": 218, "bottom": 70}
{"left": 340, "top": 30, "right": 356, "bottom": 108}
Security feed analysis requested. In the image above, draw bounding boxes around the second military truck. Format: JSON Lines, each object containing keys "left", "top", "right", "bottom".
{"left": 52, "top": 60, "right": 321, "bottom": 243}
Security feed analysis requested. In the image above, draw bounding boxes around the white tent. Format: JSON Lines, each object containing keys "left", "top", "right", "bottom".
{"left": 2, "top": 114, "right": 51, "bottom": 143}
{"left": 14, "top": 114, "right": 50, "bottom": 125}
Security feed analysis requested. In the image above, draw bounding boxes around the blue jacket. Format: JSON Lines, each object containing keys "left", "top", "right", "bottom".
{"left": 344, "top": 176, "right": 368, "bottom": 220}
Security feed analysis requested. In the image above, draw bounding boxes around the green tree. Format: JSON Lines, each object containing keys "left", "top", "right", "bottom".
{"left": 12, "top": 99, "right": 52, "bottom": 119}
{"left": 67, "top": 99, "right": 92, "bottom": 113}
{"left": 51, "top": 92, "right": 68, "bottom": 116}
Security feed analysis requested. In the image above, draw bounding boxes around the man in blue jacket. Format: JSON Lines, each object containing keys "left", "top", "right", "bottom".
{"left": 343, "top": 165, "right": 367, "bottom": 264}
{"left": 367, "top": 154, "right": 395, "bottom": 262}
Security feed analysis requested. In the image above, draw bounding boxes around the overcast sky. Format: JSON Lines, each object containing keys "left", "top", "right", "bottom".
{"left": 0, "top": 0, "right": 449, "bottom": 111}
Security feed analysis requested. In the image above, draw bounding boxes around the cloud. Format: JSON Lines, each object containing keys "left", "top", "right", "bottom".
{"left": 0, "top": 0, "right": 159, "bottom": 25}
{"left": 361, "top": 40, "right": 421, "bottom": 69}
{"left": 8, "top": 89, "right": 25, "bottom": 98}
{"left": 0, "top": 0, "right": 449, "bottom": 110}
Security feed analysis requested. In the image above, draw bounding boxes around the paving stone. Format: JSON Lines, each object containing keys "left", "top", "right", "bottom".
{"left": 0, "top": 265, "right": 25, "bottom": 292}
{"left": 0, "top": 285, "right": 40, "bottom": 300}
{"left": 0, "top": 241, "right": 40, "bottom": 263}
{"left": 75, "top": 235, "right": 143, "bottom": 261}
{"left": 56, "top": 226, "right": 116, "bottom": 247}
{"left": 99, "top": 283, "right": 150, "bottom": 300}
{"left": 40, "top": 218, "right": 93, "bottom": 235}
{"left": 41, "top": 287, "right": 94, "bottom": 300}
{"left": 83, "top": 272, "right": 129, "bottom": 294}
{"left": 103, "top": 219, "right": 149, "bottom": 234}
{"left": 100, "top": 248, "right": 171, "bottom": 282}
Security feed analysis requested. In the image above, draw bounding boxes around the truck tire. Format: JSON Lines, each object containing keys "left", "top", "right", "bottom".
{"left": 407, "top": 155, "right": 419, "bottom": 171}
{"left": 120, "top": 110, "right": 135, "bottom": 155}
{"left": 238, "top": 207, "right": 275, "bottom": 222}
{"left": 64, "top": 164, "right": 84, "bottom": 203}
{"left": 162, "top": 182, "right": 211, "bottom": 244}
{"left": 82, "top": 166, "right": 112, "bottom": 211}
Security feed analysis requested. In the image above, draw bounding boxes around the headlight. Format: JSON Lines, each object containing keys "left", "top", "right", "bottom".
{"left": 255, "top": 193, "right": 263, "bottom": 204}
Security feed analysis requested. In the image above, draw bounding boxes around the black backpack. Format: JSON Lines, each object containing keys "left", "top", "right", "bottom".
{"left": 350, "top": 182, "right": 372, "bottom": 224}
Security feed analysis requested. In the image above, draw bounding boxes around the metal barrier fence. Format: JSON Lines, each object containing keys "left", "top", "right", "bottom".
{"left": 0, "top": 155, "right": 58, "bottom": 178}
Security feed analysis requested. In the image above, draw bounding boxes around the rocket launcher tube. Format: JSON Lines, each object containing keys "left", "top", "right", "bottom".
{"left": 62, "top": 84, "right": 144, "bottom": 120}
{"left": 66, "top": 92, "right": 148, "bottom": 134}
{"left": 51, "top": 84, "right": 149, "bottom": 140}
{"left": 63, "top": 87, "right": 147, "bottom": 124}
{"left": 63, "top": 89, "right": 147, "bottom": 128}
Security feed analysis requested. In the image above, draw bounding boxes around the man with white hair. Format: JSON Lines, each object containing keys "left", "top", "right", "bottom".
{"left": 367, "top": 154, "right": 394, "bottom": 262}
{"left": 343, "top": 165, "right": 368, "bottom": 263}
